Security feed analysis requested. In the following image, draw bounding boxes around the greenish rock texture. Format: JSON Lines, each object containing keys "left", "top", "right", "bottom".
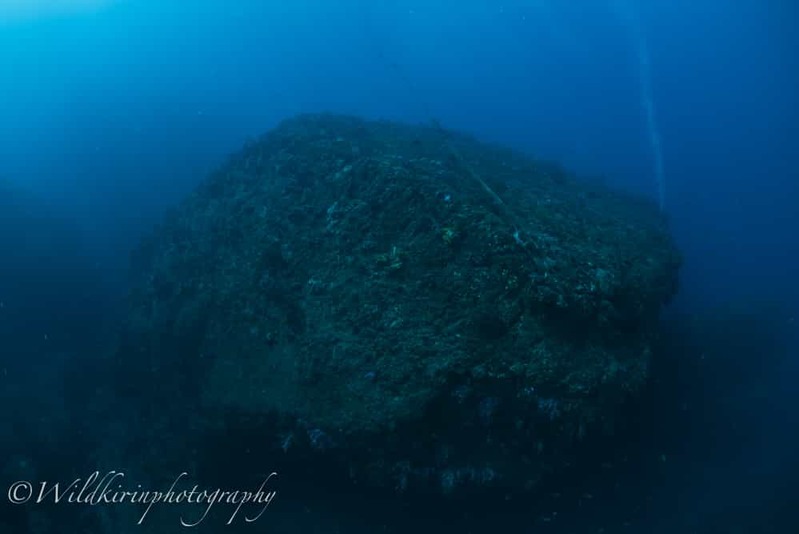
{"left": 117, "top": 114, "right": 680, "bottom": 494}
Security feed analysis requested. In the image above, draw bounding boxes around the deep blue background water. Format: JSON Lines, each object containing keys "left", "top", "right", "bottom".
{"left": 1, "top": 1, "right": 796, "bottom": 532}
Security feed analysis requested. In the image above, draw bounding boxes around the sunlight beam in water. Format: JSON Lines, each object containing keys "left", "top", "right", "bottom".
{"left": 611, "top": 0, "right": 666, "bottom": 210}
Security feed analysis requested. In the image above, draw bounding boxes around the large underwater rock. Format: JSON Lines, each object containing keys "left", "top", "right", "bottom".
{"left": 117, "top": 114, "right": 680, "bottom": 494}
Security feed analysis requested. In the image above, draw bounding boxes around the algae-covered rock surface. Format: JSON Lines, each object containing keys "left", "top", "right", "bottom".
{"left": 116, "top": 113, "right": 680, "bottom": 494}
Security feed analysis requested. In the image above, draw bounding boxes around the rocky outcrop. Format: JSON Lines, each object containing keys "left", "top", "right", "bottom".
{"left": 115, "top": 114, "right": 680, "bottom": 495}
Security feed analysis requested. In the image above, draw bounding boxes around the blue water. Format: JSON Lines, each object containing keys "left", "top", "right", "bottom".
{"left": 1, "top": 1, "right": 796, "bottom": 532}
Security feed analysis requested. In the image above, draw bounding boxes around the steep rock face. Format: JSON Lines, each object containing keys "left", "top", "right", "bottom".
{"left": 117, "top": 114, "right": 680, "bottom": 494}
